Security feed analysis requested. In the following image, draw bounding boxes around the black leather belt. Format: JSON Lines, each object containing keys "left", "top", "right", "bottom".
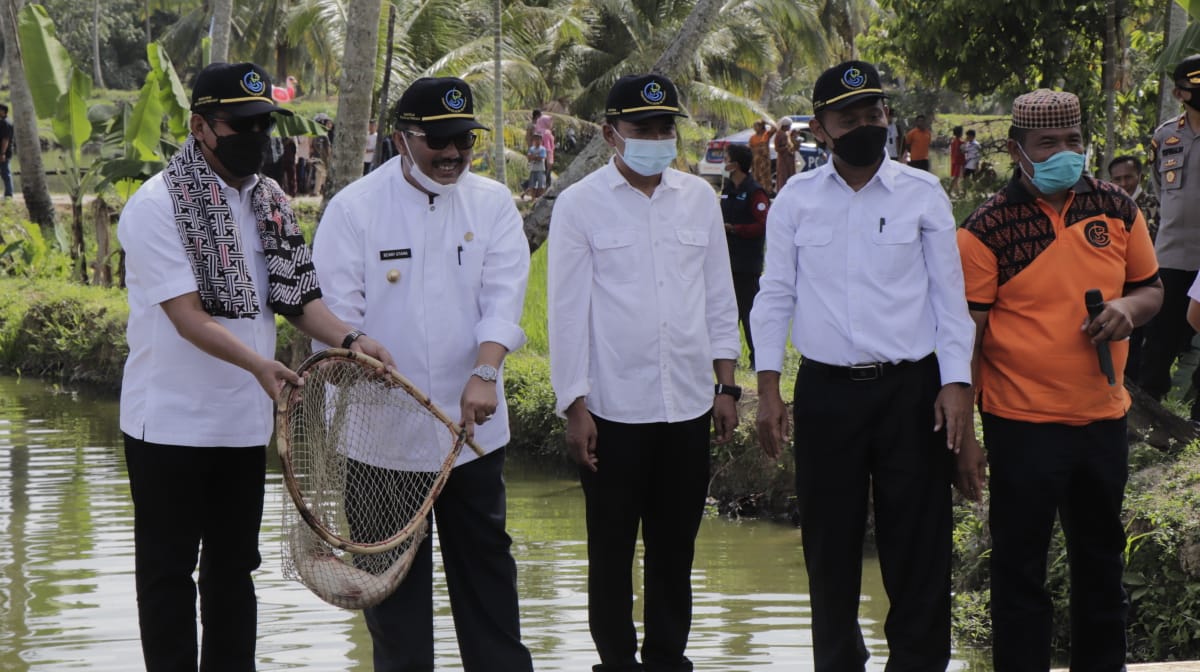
{"left": 800, "top": 354, "right": 933, "bottom": 382}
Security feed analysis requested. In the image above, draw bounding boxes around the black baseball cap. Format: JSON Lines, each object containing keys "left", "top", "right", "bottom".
{"left": 393, "top": 77, "right": 489, "bottom": 136}
{"left": 190, "top": 62, "right": 293, "bottom": 118}
{"left": 1174, "top": 54, "right": 1200, "bottom": 85}
{"left": 604, "top": 74, "right": 688, "bottom": 122}
{"left": 812, "top": 61, "right": 886, "bottom": 112}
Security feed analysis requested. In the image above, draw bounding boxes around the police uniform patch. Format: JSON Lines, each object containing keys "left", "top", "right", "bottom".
{"left": 1165, "top": 135, "right": 1181, "bottom": 145}
{"left": 1164, "top": 158, "right": 1180, "bottom": 169}
{"left": 1167, "top": 170, "right": 1178, "bottom": 184}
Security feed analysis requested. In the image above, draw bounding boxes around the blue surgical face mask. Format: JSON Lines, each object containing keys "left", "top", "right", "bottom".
{"left": 1018, "top": 144, "right": 1085, "bottom": 195}
{"left": 612, "top": 128, "right": 677, "bottom": 176}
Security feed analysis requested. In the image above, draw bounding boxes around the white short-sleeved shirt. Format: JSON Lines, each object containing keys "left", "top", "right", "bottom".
{"left": 118, "top": 171, "right": 277, "bottom": 447}
{"left": 313, "top": 157, "right": 530, "bottom": 470}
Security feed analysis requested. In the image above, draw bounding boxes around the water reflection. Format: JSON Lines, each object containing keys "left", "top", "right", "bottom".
{"left": 0, "top": 375, "right": 987, "bottom": 670}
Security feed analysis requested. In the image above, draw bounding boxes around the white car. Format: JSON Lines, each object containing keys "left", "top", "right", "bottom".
{"left": 697, "top": 116, "right": 824, "bottom": 188}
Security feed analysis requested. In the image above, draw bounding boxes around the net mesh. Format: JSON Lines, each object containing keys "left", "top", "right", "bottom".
{"left": 278, "top": 352, "right": 462, "bottom": 609}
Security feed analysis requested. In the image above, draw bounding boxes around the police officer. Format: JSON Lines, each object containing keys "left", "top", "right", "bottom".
{"left": 1140, "top": 54, "right": 1200, "bottom": 419}
{"left": 720, "top": 142, "right": 769, "bottom": 368}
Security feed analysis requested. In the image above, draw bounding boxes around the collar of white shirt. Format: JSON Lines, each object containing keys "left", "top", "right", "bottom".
{"left": 601, "top": 157, "right": 686, "bottom": 194}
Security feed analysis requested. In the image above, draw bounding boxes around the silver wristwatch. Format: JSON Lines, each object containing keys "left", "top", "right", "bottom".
{"left": 471, "top": 364, "right": 499, "bottom": 382}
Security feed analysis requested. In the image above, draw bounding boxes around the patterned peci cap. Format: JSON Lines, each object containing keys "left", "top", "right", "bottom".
{"left": 1011, "top": 89, "right": 1081, "bottom": 129}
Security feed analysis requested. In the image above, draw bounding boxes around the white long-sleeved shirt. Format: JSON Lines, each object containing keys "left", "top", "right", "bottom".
{"left": 750, "top": 157, "right": 973, "bottom": 385}
{"left": 548, "top": 160, "right": 741, "bottom": 423}
{"left": 313, "top": 157, "right": 529, "bottom": 469}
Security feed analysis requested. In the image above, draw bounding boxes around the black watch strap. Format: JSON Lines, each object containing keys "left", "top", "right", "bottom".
{"left": 341, "top": 329, "right": 365, "bottom": 349}
{"left": 714, "top": 383, "right": 742, "bottom": 401}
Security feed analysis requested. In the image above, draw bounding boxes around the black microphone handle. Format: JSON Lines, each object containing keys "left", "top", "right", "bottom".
{"left": 1084, "top": 289, "right": 1116, "bottom": 386}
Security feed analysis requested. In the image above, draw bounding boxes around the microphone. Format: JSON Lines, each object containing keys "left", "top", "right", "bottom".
{"left": 1084, "top": 289, "right": 1116, "bottom": 386}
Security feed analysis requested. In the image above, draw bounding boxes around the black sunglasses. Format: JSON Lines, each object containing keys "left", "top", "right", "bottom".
{"left": 404, "top": 129, "right": 477, "bottom": 150}
{"left": 206, "top": 114, "right": 276, "bottom": 135}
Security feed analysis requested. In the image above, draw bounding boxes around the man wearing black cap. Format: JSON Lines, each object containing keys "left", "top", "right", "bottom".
{"left": 1139, "top": 54, "right": 1200, "bottom": 422}
{"left": 548, "top": 73, "right": 741, "bottom": 672}
{"left": 117, "top": 62, "right": 395, "bottom": 671}
{"left": 312, "top": 76, "right": 534, "bottom": 672}
{"left": 751, "top": 60, "right": 975, "bottom": 671}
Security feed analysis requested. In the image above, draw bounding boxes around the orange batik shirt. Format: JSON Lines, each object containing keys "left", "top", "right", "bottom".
{"left": 958, "top": 177, "right": 1159, "bottom": 425}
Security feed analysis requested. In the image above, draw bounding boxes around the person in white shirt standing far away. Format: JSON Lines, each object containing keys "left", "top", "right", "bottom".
{"left": 548, "top": 73, "right": 742, "bottom": 672}
{"left": 751, "top": 60, "right": 976, "bottom": 672}
{"left": 311, "top": 76, "right": 535, "bottom": 672}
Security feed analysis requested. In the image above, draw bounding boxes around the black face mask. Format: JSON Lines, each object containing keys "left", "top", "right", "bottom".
{"left": 1183, "top": 86, "right": 1200, "bottom": 112}
{"left": 832, "top": 124, "right": 888, "bottom": 168}
{"left": 211, "top": 132, "right": 269, "bottom": 178}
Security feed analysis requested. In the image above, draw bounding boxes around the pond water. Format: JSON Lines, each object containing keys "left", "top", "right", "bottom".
{"left": 0, "top": 375, "right": 988, "bottom": 671}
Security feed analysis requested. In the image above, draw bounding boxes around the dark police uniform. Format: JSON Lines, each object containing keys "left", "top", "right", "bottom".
{"left": 720, "top": 173, "right": 768, "bottom": 367}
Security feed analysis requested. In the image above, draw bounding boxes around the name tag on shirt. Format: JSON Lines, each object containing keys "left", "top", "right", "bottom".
{"left": 379, "top": 248, "right": 412, "bottom": 260}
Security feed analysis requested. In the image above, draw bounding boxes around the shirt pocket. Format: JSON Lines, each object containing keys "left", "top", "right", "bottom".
{"left": 674, "top": 227, "right": 709, "bottom": 281}
{"left": 869, "top": 218, "right": 921, "bottom": 279}
{"left": 1158, "top": 151, "right": 1184, "bottom": 191}
{"left": 793, "top": 224, "right": 835, "bottom": 278}
{"left": 591, "top": 228, "right": 639, "bottom": 284}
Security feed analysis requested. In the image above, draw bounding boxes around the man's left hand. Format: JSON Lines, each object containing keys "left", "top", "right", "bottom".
{"left": 933, "top": 383, "right": 973, "bottom": 453}
{"left": 712, "top": 394, "right": 739, "bottom": 444}
{"left": 459, "top": 376, "right": 499, "bottom": 440}
{"left": 349, "top": 334, "right": 397, "bottom": 370}
{"left": 1083, "top": 298, "right": 1135, "bottom": 343}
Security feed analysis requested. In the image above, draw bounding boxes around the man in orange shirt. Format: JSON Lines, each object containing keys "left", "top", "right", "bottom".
{"left": 956, "top": 89, "right": 1162, "bottom": 672}
{"left": 905, "top": 114, "right": 932, "bottom": 171}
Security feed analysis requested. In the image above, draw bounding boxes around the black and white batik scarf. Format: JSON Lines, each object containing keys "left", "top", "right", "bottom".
{"left": 163, "top": 135, "right": 321, "bottom": 318}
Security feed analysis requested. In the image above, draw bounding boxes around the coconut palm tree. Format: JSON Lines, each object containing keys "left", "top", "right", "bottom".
{"left": 0, "top": 0, "right": 56, "bottom": 234}
{"left": 211, "top": 0, "right": 234, "bottom": 62}
{"left": 326, "top": 0, "right": 382, "bottom": 199}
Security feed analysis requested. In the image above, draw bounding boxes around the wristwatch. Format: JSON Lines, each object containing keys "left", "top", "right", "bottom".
{"left": 471, "top": 364, "right": 499, "bottom": 382}
{"left": 341, "top": 329, "right": 365, "bottom": 349}
{"left": 714, "top": 383, "right": 742, "bottom": 401}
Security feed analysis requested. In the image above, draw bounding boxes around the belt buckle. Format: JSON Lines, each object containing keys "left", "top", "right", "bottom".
{"left": 848, "top": 363, "right": 882, "bottom": 382}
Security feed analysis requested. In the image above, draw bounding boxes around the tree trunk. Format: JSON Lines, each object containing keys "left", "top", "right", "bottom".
{"left": 71, "top": 200, "right": 87, "bottom": 283}
{"left": 1101, "top": 0, "right": 1116, "bottom": 179}
{"left": 91, "top": 0, "right": 104, "bottom": 88}
{"left": 1159, "top": 0, "right": 1188, "bottom": 125}
{"left": 522, "top": 0, "right": 724, "bottom": 250}
{"left": 373, "top": 4, "right": 396, "bottom": 172}
{"left": 210, "top": 0, "right": 233, "bottom": 63}
{"left": 0, "top": 0, "right": 56, "bottom": 236}
{"left": 144, "top": 0, "right": 150, "bottom": 44}
{"left": 324, "top": 0, "right": 382, "bottom": 203}
{"left": 492, "top": 0, "right": 505, "bottom": 185}
{"left": 91, "top": 196, "right": 113, "bottom": 287}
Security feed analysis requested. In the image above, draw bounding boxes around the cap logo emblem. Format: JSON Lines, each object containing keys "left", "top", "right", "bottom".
{"left": 641, "top": 81, "right": 666, "bottom": 104}
{"left": 241, "top": 71, "right": 265, "bottom": 96}
{"left": 842, "top": 68, "right": 865, "bottom": 89}
{"left": 443, "top": 88, "right": 467, "bottom": 112}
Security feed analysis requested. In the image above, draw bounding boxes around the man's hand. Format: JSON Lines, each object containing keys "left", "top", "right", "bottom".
{"left": 349, "top": 334, "right": 396, "bottom": 371}
{"left": 1083, "top": 298, "right": 1136, "bottom": 343}
{"left": 253, "top": 357, "right": 301, "bottom": 402}
{"left": 755, "top": 378, "right": 789, "bottom": 460}
{"left": 954, "top": 433, "right": 987, "bottom": 502}
{"left": 458, "top": 375, "right": 498, "bottom": 441}
{"left": 565, "top": 400, "right": 598, "bottom": 472}
{"left": 724, "top": 223, "right": 735, "bottom": 234}
{"left": 712, "top": 394, "right": 738, "bottom": 444}
{"left": 933, "top": 383, "right": 973, "bottom": 453}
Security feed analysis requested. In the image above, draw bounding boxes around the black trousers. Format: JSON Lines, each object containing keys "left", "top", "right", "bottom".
{"left": 1139, "top": 267, "right": 1200, "bottom": 417}
{"left": 982, "top": 413, "right": 1129, "bottom": 672}
{"left": 363, "top": 447, "right": 533, "bottom": 672}
{"left": 732, "top": 271, "right": 760, "bottom": 367}
{"left": 791, "top": 355, "right": 951, "bottom": 672}
{"left": 581, "top": 412, "right": 712, "bottom": 672}
{"left": 908, "top": 159, "right": 931, "bottom": 172}
{"left": 123, "top": 434, "right": 266, "bottom": 672}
